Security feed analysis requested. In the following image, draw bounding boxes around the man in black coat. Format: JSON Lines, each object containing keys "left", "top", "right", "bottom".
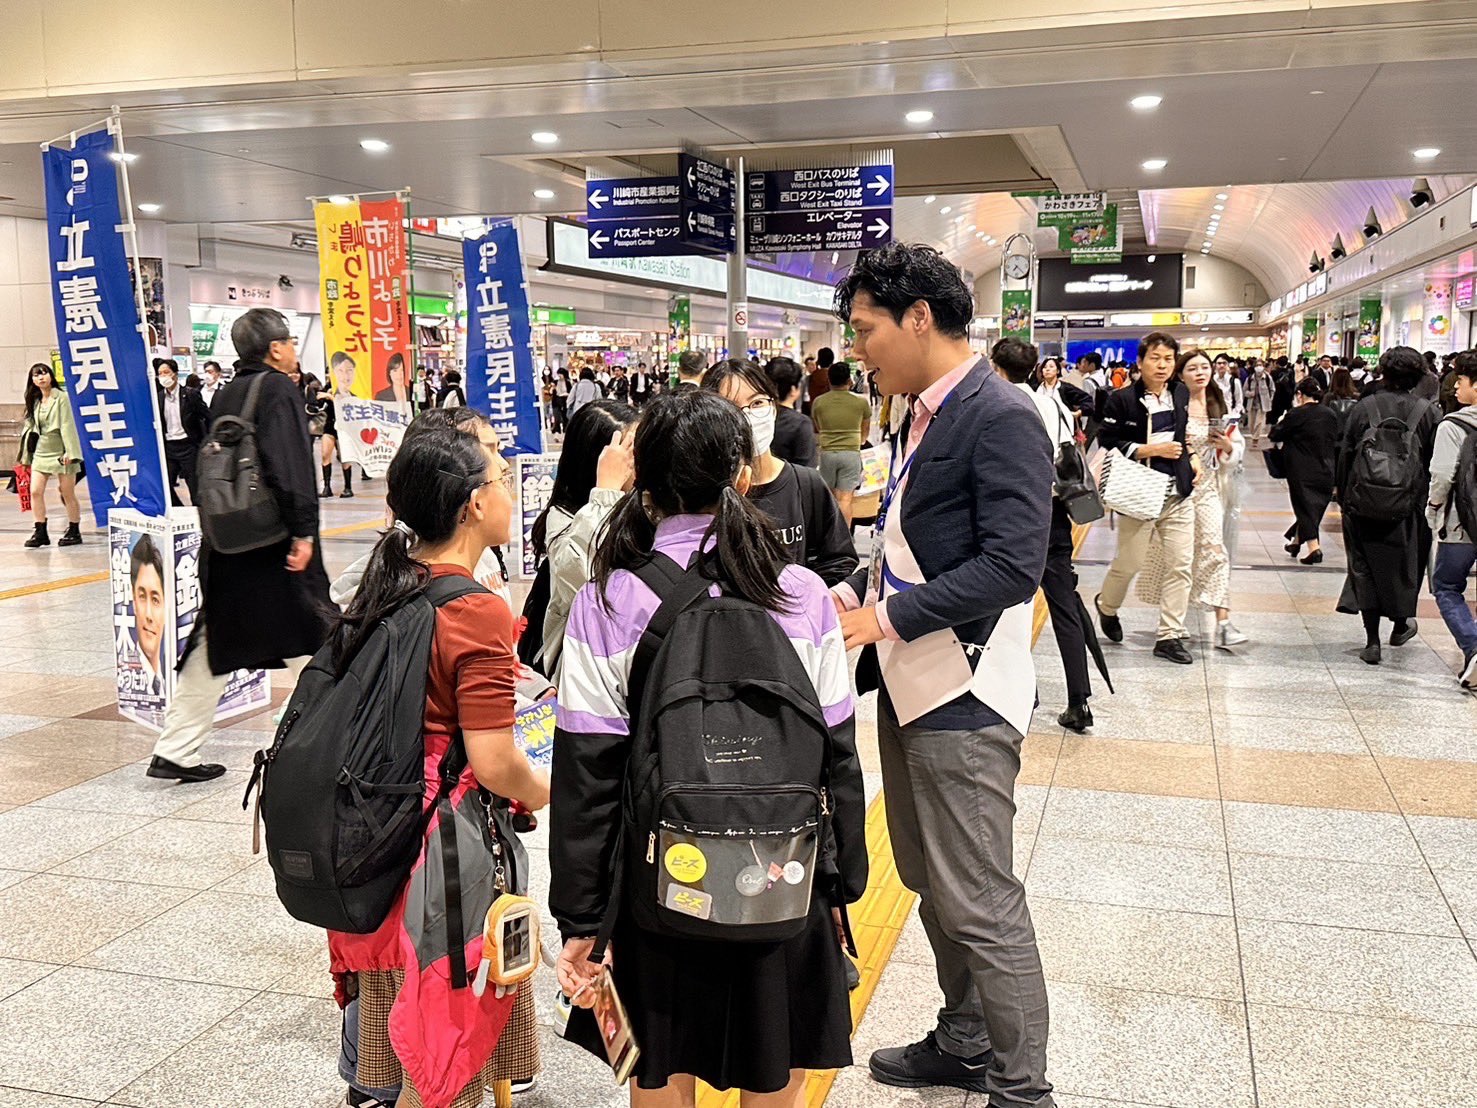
{"left": 1095, "top": 331, "right": 1200, "bottom": 664}
{"left": 148, "top": 308, "right": 334, "bottom": 782}
{"left": 155, "top": 358, "right": 211, "bottom": 505}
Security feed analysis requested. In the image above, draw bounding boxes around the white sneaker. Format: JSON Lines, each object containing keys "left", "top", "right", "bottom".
{"left": 1461, "top": 651, "right": 1477, "bottom": 690}
{"left": 1216, "top": 620, "right": 1249, "bottom": 649}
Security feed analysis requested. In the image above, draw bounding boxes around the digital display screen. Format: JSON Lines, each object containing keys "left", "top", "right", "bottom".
{"left": 502, "top": 913, "right": 533, "bottom": 971}
{"left": 1037, "top": 255, "right": 1184, "bottom": 312}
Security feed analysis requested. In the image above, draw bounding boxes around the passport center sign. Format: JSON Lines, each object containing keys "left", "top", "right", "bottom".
{"left": 585, "top": 153, "right": 735, "bottom": 259}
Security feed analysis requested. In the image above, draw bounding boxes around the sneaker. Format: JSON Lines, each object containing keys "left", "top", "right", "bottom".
{"left": 1216, "top": 620, "right": 1249, "bottom": 650}
{"left": 869, "top": 1031, "right": 993, "bottom": 1093}
{"left": 1153, "top": 638, "right": 1194, "bottom": 665}
{"left": 511, "top": 1077, "right": 537, "bottom": 1094}
{"left": 346, "top": 1089, "right": 394, "bottom": 1108}
{"left": 1094, "top": 594, "right": 1123, "bottom": 644}
{"left": 1460, "top": 651, "right": 1477, "bottom": 689}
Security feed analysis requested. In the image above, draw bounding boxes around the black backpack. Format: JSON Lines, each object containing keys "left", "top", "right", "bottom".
{"left": 245, "top": 574, "right": 486, "bottom": 934}
{"left": 196, "top": 372, "right": 289, "bottom": 554}
{"left": 1344, "top": 394, "right": 1425, "bottom": 522}
{"left": 1447, "top": 413, "right": 1477, "bottom": 541}
{"left": 515, "top": 557, "right": 553, "bottom": 671}
{"left": 592, "top": 556, "right": 835, "bottom": 958}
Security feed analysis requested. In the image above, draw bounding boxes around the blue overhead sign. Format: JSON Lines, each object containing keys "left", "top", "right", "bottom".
{"left": 680, "top": 153, "right": 735, "bottom": 212}
{"left": 585, "top": 178, "right": 680, "bottom": 221}
{"left": 746, "top": 164, "right": 893, "bottom": 214}
{"left": 585, "top": 160, "right": 737, "bottom": 258}
{"left": 746, "top": 208, "right": 892, "bottom": 254}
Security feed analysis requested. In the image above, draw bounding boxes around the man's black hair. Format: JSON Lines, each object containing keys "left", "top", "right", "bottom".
{"left": 130, "top": 533, "right": 164, "bottom": 587}
{"left": 764, "top": 357, "right": 804, "bottom": 399}
{"left": 827, "top": 362, "right": 852, "bottom": 388}
{"left": 817, "top": 347, "right": 835, "bottom": 369}
{"left": 990, "top": 337, "right": 1038, "bottom": 384}
{"left": 833, "top": 243, "right": 974, "bottom": 339}
{"left": 1137, "top": 331, "right": 1180, "bottom": 362}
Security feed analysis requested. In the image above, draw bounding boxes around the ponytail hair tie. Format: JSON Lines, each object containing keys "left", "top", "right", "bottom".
{"left": 392, "top": 519, "right": 416, "bottom": 542}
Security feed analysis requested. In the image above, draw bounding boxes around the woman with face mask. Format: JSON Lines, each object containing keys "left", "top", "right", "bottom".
{"left": 704, "top": 359, "right": 859, "bottom": 587}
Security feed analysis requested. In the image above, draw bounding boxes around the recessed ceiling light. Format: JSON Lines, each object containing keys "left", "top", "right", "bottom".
{"left": 359, "top": 138, "right": 390, "bottom": 153}
{"left": 954, "top": 215, "right": 965, "bottom": 224}
{"left": 1130, "top": 95, "right": 1163, "bottom": 111}
{"left": 531, "top": 131, "right": 559, "bottom": 145}
{"left": 1309, "top": 89, "right": 1325, "bottom": 96}
{"left": 1142, "top": 158, "right": 1168, "bottom": 171}
{"left": 1147, "top": 254, "right": 1156, "bottom": 262}
{"left": 1202, "top": 240, "right": 1212, "bottom": 247}
{"left": 236, "top": 147, "right": 251, "bottom": 153}
{"left": 966, "top": 223, "right": 976, "bottom": 232}
{"left": 1277, "top": 156, "right": 1288, "bottom": 162}
{"left": 533, "top": 188, "right": 556, "bottom": 200}
{"left": 1213, "top": 204, "right": 1225, "bottom": 211}
{"left": 939, "top": 206, "right": 952, "bottom": 215}
{"left": 1215, "top": 192, "right": 1229, "bottom": 200}
{"left": 327, "top": 195, "right": 351, "bottom": 205}
{"left": 924, "top": 195, "right": 936, "bottom": 204}
{"left": 905, "top": 109, "right": 934, "bottom": 124}
{"left": 137, "top": 202, "right": 161, "bottom": 213}
{"left": 1413, "top": 147, "right": 1441, "bottom": 159}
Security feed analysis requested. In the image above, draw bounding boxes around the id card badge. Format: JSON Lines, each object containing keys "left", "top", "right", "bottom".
{"left": 867, "top": 525, "right": 884, "bottom": 601}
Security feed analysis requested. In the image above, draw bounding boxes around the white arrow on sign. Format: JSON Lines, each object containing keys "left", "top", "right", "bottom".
{"left": 589, "top": 229, "right": 610, "bottom": 250}
{"left": 686, "top": 211, "right": 696, "bottom": 233}
{"left": 588, "top": 189, "right": 608, "bottom": 210}
{"left": 686, "top": 166, "right": 696, "bottom": 188}
{"left": 868, "top": 173, "right": 891, "bottom": 196}
{"left": 868, "top": 216, "right": 890, "bottom": 237}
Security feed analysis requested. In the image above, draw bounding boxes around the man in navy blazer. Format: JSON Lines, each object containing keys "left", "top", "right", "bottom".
{"left": 832, "top": 244, "right": 1057, "bottom": 1105}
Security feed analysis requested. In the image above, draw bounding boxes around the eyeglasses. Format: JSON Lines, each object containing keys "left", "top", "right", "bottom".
{"left": 270, "top": 334, "right": 297, "bottom": 345}
{"left": 736, "top": 396, "right": 774, "bottom": 414}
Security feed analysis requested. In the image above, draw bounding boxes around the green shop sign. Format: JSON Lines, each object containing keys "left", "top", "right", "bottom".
{"left": 192, "top": 322, "right": 219, "bottom": 358}
{"left": 530, "top": 306, "right": 577, "bottom": 326}
{"left": 1037, "top": 192, "right": 1108, "bottom": 228}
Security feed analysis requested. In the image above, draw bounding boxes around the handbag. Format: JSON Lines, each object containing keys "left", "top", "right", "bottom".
{"left": 1052, "top": 404, "right": 1104, "bottom": 524}
{"left": 1263, "top": 445, "right": 1286, "bottom": 480}
{"left": 1099, "top": 448, "right": 1174, "bottom": 521}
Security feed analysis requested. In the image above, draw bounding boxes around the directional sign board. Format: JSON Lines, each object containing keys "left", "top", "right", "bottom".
{"left": 744, "top": 162, "right": 893, "bottom": 254}
{"left": 680, "top": 153, "right": 735, "bottom": 212}
{"left": 586, "top": 162, "right": 736, "bottom": 258}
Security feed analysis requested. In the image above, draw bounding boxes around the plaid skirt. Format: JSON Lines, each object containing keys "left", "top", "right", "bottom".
{"left": 355, "top": 969, "right": 540, "bottom": 1107}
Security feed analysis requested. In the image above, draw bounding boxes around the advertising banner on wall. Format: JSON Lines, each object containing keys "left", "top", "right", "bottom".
{"left": 42, "top": 127, "right": 170, "bottom": 526}
{"left": 1423, "top": 280, "right": 1454, "bottom": 356}
{"left": 1058, "top": 203, "right": 1120, "bottom": 264}
{"left": 1001, "top": 289, "right": 1033, "bottom": 342}
{"left": 360, "top": 197, "right": 413, "bottom": 400}
{"left": 110, "top": 508, "right": 268, "bottom": 730}
{"left": 314, "top": 200, "right": 371, "bottom": 396}
{"left": 463, "top": 220, "right": 543, "bottom": 455}
{"left": 668, "top": 295, "right": 690, "bottom": 367}
{"left": 512, "top": 453, "right": 560, "bottom": 578}
{"left": 1301, "top": 316, "right": 1320, "bottom": 358}
{"left": 1357, "top": 300, "right": 1382, "bottom": 361}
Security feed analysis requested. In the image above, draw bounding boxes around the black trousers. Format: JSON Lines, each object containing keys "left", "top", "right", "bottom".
{"left": 164, "top": 438, "right": 198, "bottom": 506}
{"left": 1041, "top": 500, "right": 1092, "bottom": 702}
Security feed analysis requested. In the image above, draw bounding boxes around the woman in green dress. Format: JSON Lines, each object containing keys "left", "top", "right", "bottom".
{"left": 19, "top": 363, "right": 84, "bottom": 548}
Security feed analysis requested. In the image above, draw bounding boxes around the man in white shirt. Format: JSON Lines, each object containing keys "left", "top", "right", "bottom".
{"left": 994, "top": 337, "right": 1097, "bottom": 731}
{"left": 1212, "top": 354, "right": 1244, "bottom": 422}
{"left": 200, "top": 361, "right": 224, "bottom": 409}
{"left": 155, "top": 358, "right": 209, "bottom": 506}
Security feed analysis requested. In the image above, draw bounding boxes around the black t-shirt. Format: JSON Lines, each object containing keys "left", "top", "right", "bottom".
{"left": 748, "top": 461, "right": 858, "bottom": 587}
{"left": 771, "top": 405, "right": 819, "bottom": 468}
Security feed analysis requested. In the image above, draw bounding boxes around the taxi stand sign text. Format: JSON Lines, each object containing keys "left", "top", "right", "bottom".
{"left": 42, "top": 128, "right": 169, "bottom": 526}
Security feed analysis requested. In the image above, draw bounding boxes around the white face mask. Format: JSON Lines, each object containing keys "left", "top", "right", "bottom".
{"left": 746, "top": 405, "right": 776, "bottom": 456}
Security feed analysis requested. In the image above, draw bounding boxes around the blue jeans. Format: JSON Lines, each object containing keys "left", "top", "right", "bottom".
{"left": 1432, "top": 542, "right": 1477, "bottom": 657}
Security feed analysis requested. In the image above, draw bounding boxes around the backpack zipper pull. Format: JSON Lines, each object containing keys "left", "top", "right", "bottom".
{"left": 646, "top": 832, "right": 656, "bottom": 864}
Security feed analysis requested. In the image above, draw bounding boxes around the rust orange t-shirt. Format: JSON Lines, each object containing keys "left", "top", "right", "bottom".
{"left": 425, "top": 563, "right": 518, "bottom": 747}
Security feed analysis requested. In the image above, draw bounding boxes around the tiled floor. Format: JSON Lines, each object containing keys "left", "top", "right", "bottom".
{"left": 2, "top": 470, "right": 1475, "bottom": 1107}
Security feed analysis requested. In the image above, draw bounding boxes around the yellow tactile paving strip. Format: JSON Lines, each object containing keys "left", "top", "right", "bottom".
{"left": 697, "top": 525, "right": 1088, "bottom": 1108}
{"left": 0, "top": 517, "right": 383, "bottom": 602}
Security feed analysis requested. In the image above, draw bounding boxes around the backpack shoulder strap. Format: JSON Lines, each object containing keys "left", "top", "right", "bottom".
{"left": 423, "top": 573, "right": 489, "bottom": 607}
{"left": 625, "top": 555, "right": 713, "bottom": 717}
{"left": 241, "top": 371, "right": 272, "bottom": 423}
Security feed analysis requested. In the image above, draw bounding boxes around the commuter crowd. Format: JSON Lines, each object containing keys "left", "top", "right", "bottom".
{"left": 11, "top": 244, "right": 1477, "bottom": 1108}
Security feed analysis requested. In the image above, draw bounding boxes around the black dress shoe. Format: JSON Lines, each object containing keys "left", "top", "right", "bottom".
{"left": 844, "top": 954, "right": 861, "bottom": 992}
{"left": 1390, "top": 619, "right": 1418, "bottom": 647}
{"left": 1285, "top": 541, "right": 1302, "bottom": 556}
{"left": 1360, "top": 643, "right": 1382, "bottom": 665}
{"left": 1300, "top": 549, "right": 1323, "bottom": 565}
{"left": 1059, "top": 701, "right": 1094, "bottom": 732}
{"left": 1094, "top": 594, "right": 1123, "bottom": 643}
{"left": 146, "top": 756, "right": 227, "bottom": 782}
{"left": 1153, "top": 638, "right": 1194, "bottom": 665}
{"left": 869, "top": 1031, "right": 993, "bottom": 1093}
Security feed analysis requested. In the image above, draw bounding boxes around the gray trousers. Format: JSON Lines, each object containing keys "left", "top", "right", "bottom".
{"left": 879, "top": 710, "right": 1054, "bottom": 1107}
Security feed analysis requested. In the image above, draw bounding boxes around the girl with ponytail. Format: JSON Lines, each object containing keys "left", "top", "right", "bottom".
{"left": 551, "top": 388, "right": 864, "bottom": 1104}
{"left": 327, "top": 427, "right": 549, "bottom": 1108}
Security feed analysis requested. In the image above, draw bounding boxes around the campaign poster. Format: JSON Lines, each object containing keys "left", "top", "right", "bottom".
{"left": 334, "top": 398, "right": 412, "bottom": 478}
{"left": 513, "top": 453, "right": 560, "bottom": 578}
{"left": 111, "top": 508, "right": 269, "bottom": 731}
{"left": 112, "top": 514, "right": 172, "bottom": 728}
{"left": 361, "top": 197, "right": 413, "bottom": 400}
{"left": 463, "top": 220, "right": 543, "bottom": 455}
{"left": 513, "top": 694, "right": 556, "bottom": 770}
{"left": 315, "top": 199, "right": 372, "bottom": 397}
{"left": 1357, "top": 300, "right": 1382, "bottom": 361}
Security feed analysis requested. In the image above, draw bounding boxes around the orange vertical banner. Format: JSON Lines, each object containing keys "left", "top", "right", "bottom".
{"left": 361, "top": 197, "right": 412, "bottom": 402}
{"left": 314, "top": 199, "right": 372, "bottom": 397}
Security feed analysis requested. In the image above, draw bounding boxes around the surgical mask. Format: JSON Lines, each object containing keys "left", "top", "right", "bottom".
{"left": 745, "top": 405, "right": 776, "bottom": 456}
{"left": 158, "top": 375, "right": 176, "bottom": 390}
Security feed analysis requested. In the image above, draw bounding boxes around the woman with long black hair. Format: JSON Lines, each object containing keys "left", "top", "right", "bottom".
{"left": 550, "top": 390, "right": 865, "bottom": 1107}
{"left": 527, "top": 399, "right": 637, "bottom": 676}
{"left": 326, "top": 428, "right": 548, "bottom": 1108}
{"left": 18, "top": 363, "right": 84, "bottom": 547}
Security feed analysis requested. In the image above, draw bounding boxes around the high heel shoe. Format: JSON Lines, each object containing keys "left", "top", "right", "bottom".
{"left": 1300, "top": 549, "right": 1322, "bottom": 564}
{"left": 1284, "top": 542, "right": 1301, "bottom": 556}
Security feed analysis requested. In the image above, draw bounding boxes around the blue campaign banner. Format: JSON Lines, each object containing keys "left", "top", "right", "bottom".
{"left": 745, "top": 164, "right": 893, "bottom": 213}
{"left": 463, "top": 220, "right": 542, "bottom": 455}
{"left": 42, "top": 128, "right": 169, "bottom": 526}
